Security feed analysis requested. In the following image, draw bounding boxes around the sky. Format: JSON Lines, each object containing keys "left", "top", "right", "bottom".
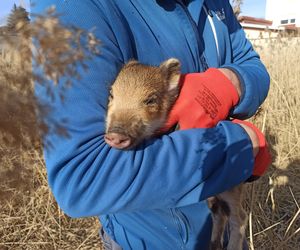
{"left": 0, "top": 0, "right": 267, "bottom": 26}
{"left": 241, "top": 0, "right": 267, "bottom": 18}
{"left": 0, "top": 0, "right": 30, "bottom": 25}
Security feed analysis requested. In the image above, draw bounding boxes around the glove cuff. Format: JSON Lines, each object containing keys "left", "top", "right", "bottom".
{"left": 232, "top": 119, "right": 272, "bottom": 178}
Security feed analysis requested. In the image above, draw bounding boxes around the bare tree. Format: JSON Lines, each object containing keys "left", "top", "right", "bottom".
{"left": 231, "top": 0, "right": 244, "bottom": 17}
{"left": 0, "top": 7, "right": 101, "bottom": 149}
{"left": 6, "top": 3, "right": 30, "bottom": 32}
{"left": 0, "top": 7, "right": 101, "bottom": 204}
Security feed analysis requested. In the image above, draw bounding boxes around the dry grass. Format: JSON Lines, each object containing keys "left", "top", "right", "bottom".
{"left": 245, "top": 37, "right": 300, "bottom": 250}
{"left": 0, "top": 146, "right": 102, "bottom": 250}
{"left": 0, "top": 35, "right": 299, "bottom": 249}
{"left": 0, "top": 8, "right": 102, "bottom": 250}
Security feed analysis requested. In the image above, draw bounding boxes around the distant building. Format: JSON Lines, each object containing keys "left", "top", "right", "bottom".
{"left": 238, "top": 16, "right": 280, "bottom": 39}
{"left": 238, "top": 0, "right": 300, "bottom": 40}
{"left": 266, "top": 0, "right": 300, "bottom": 29}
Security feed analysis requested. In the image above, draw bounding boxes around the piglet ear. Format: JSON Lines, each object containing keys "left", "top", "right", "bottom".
{"left": 159, "top": 58, "right": 181, "bottom": 91}
{"left": 124, "top": 59, "right": 139, "bottom": 67}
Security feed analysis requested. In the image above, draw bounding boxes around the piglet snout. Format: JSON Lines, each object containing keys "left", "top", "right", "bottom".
{"left": 105, "top": 133, "right": 131, "bottom": 149}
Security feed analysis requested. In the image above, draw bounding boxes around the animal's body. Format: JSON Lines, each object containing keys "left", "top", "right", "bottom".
{"left": 105, "top": 59, "right": 247, "bottom": 250}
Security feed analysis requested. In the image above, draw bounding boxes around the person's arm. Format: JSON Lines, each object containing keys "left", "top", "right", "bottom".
{"left": 221, "top": 0, "right": 270, "bottom": 119}
{"left": 34, "top": 1, "right": 254, "bottom": 217}
{"left": 162, "top": 1, "right": 270, "bottom": 131}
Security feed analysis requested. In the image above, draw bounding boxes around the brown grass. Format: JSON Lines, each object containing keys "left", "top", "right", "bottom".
{"left": 0, "top": 8, "right": 102, "bottom": 249}
{"left": 0, "top": 147, "right": 101, "bottom": 250}
{"left": 0, "top": 34, "right": 299, "bottom": 249}
{"left": 245, "top": 37, "right": 300, "bottom": 250}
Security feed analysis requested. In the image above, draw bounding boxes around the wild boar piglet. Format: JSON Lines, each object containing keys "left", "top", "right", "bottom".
{"left": 105, "top": 58, "right": 181, "bottom": 149}
{"left": 105, "top": 59, "right": 247, "bottom": 250}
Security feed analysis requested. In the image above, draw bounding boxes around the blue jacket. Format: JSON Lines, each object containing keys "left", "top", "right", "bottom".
{"left": 33, "top": 0, "right": 270, "bottom": 249}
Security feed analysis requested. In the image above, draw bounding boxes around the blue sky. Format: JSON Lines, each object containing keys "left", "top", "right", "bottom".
{"left": 0, "top": 0, "right": 30, "bottom": 25}
{"left": 241, "top": 0, "right": 266, "bottom": 18}
{"left": 0, "top": 0, "right": 266, "bottom": 25}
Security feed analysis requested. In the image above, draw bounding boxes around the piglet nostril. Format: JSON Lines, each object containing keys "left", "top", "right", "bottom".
{"left": 104, "top": 133, "right": 132, "bottom": 149}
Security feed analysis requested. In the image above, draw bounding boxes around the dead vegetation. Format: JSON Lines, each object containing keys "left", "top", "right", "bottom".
{"left": 0, "top": 7, "right": 299, "bottom": 250}
{"left": 0, "top": 147, "right": 101, "bottom": 250}
{"left": 244, "top": 36, "right": 300, "bottom": 250}
{"left": 0, "top": 6, "right": 100, "bottom": 149}
{"left": 0, "top": 6, "right": 102, "bottom": 250}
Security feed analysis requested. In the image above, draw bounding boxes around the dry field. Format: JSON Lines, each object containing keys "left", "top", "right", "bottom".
{"left": 0, "top": 37, "right": 299, "bottom": 250}
{"left": 244, "top": 37, "right": 300, "bottom": 250}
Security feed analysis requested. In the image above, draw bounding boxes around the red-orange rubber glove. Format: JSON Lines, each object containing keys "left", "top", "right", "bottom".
{"left": 232, "top": 119, "right": 272, "bottom": 182}
{"left": 163, "top": 68, "right": 240, "bottom": 131}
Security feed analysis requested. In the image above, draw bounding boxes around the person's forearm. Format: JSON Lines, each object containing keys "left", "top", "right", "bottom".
{"left": 217, "top": 69, "right": 260, "bottom": 157}
{"left": 221, "top": 59, "right": 270, "bottom": 119}
{"left": 44, "top": 122, "right": 254, "bottom": 217}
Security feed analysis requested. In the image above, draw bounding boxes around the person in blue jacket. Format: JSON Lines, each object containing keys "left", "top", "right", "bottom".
{"left": 33, "top": 0, "right": 270, "bottom": 249}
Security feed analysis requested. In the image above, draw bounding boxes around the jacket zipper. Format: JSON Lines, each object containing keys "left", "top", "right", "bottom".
{"left": 177, "top": 0, "right": 221, "bottom": 69}
{"left": 176, "top": 0, "right": 209, "bottom": 72}
{"left": 203, "top": 4, "right": 221, "bottom": 66}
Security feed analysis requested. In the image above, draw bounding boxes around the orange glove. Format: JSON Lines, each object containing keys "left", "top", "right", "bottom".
{"left": 161, "top": 69, "right": 271, "bottom": 180}
{"left": 232, "top": 119, "right": 272, "bottom": 181}
{"left": 162, "top": 68, "right": 240, "bottom": 131}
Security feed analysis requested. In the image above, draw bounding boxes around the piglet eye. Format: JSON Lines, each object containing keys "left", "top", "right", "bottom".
{"left": 109, "top": 91, "right": 114, "bottom": 100}
{"left": 144, "top": 96, "right": 158, "bottom": 106}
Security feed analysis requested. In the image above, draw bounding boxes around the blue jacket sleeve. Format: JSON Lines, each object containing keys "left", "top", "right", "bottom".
{"left": 34, "top": 1, "right": 254, "bottom": 217}
{"left": 221, "top": 1, "right": 270, "bottom": 119}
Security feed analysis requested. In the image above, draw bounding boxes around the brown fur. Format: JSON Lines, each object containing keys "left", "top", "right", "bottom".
{"left": 208, "top": 185, "right": 247, "bottom": 250}
{"left": 105, "top": 59, "right": 247, "bottom": 250}
{"left": 105, "top": 59, "right": 180, "bottom": 149}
